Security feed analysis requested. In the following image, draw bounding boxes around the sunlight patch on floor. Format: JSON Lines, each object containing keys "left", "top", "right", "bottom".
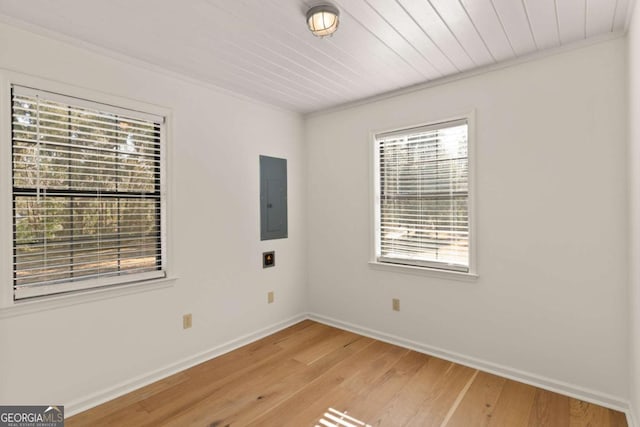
{"left": 316, "top": 407, "right": 372, "bottom": 427}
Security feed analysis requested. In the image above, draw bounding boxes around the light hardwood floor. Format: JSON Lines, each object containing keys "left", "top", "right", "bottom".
{"left": 67, "top": 320, "right": 627, "bottom": 426}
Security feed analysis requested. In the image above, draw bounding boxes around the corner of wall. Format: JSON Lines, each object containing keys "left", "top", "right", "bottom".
{"left": 629, "top": 0, "right": 640, "bottom": 423}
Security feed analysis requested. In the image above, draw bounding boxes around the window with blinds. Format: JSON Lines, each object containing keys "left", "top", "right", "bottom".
{"left": 11, "top": 85, "right": 165, "bottom": 300}
{"left": 375, "top": 118, "right": 469, "bottom": 272}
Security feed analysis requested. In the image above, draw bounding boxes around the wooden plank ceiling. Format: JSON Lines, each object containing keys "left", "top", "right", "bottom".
{"left": 0, "top": 0, "right": 633, "bottom": 113}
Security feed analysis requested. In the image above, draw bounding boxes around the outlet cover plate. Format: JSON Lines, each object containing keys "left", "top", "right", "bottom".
{"left": 183, "top": 313, "right": 193, "bottom": 329}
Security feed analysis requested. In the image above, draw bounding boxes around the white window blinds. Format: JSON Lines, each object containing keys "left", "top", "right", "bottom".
{"left": 11, "top": 85, "right": 165, "bottom": 300}
{"left": 375, "top": 119, "right": 469, "bottom": 272}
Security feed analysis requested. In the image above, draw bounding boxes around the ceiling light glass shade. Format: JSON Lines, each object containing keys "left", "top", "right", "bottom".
{"left": 306, "top": 5, "right": 340, "bottom": 38}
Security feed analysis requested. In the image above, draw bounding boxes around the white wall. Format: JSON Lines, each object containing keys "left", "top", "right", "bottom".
{"left": 306, "top": 39, "right": 629, "bottom": 402}
{"left": 629, "top": 0, "right": 640, "bottom": 422}
{"left": 0, "top": 17, "right": 632, "bottom": 416}
{"left": 0, "top": 23, "right": 307, "bottom": 411}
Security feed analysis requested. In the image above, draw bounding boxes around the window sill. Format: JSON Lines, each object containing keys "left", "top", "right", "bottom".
{"left": 0, "top": 276, "right": 177, "bottom": 319}
{"left": 368, "top": 261, "right": 478, "bottom": 282}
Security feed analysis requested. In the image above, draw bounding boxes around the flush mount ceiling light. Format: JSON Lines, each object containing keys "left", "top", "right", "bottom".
{"left": 306, "top": 4, "right": 340, "bottom": 38}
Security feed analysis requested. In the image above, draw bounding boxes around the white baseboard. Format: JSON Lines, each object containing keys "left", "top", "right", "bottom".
{"left": 628, "top": 406, "right": 639, "bottom": 427}
{"left": 308, "top": 313, "right": 631, "bottom": 416}
{"left": 65, "top": 313, "right": 307, "bottom": 417}
{"left": 66, "top": 311, "right": 634, "bottom": 426}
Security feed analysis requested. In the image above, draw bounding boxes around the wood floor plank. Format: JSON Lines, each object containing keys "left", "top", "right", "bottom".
{"left": 486, "top": 380, "right": 537, "bottom": 426}
{"left": 272, "top": 321, "right": 331, "bottom": 350}
{"left": 134, "top": 323, "right": 339, "bottom": 421}
{"left": 167, "top": 333, "right": 374, "bottom": 427}
{"left": 68, "top": 402, "right": 151, "bottom": 427}
{"left": 247, "top": 340, "right": 405, "bottom": 426}
{"left": 160, "top": 358, "right": 310, "bottom": 426}
{"left": 303, "top": 344, "right": 421, "bottom": 427}
{"left": 403, "top": 362, "right": 477, "bottom": 426}
{"left": 570, "top": 399, "right": 619, "bottom": 427}
{"left": 365, "top": 356, "right": 455, "bottom": 426}
{"left": 610, "top": 409, "right": 630, "bottom": 427}
{"left": 66, "top": 321, "right": 628, "bottom": 427}
{"left": 192, "top": 333, "right": 374, "bottom": 426}
{"left": 445, "top": 371, "right": 506, "bottom": 427}
{"left": 293, "top": 329, "right": 364, "bottom": 365}
{"left": 325, "top": 350, "right": 430, "bottom": 424}
{"left": 527, "top": 389, "right": 570, "bottom": 427}
{"left": 339, "top": 345, "right": 410, "bottom": 395}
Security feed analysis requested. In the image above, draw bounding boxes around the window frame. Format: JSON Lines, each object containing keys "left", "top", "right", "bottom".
{"left": 0, "top": 71, "right": 173, "bottom": 310}
{"left": 370, "top": 112, "right": 478, "bottom": 280}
